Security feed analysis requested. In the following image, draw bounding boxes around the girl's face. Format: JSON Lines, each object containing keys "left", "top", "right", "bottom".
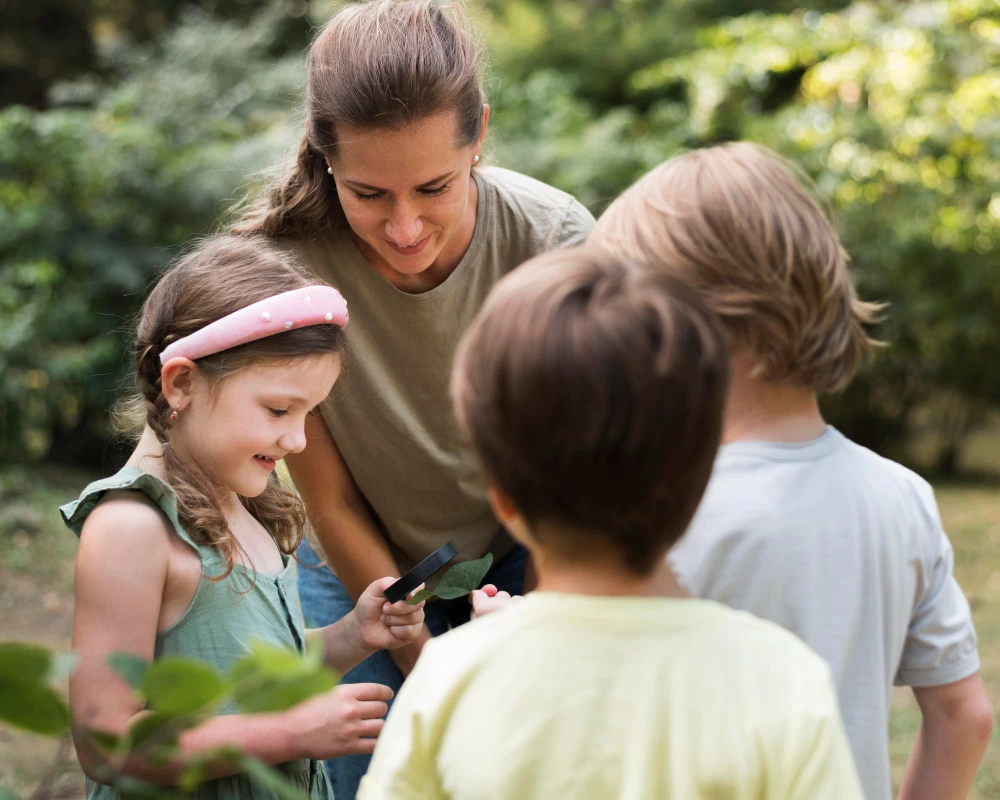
{"left": 328, "top": 108, "right": 488, "bottom": 290}
{"left": 170, "top": 354, "right": 340, "bottom": 498}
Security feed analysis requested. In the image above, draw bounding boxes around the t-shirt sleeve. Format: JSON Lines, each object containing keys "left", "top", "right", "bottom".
{"left": 895, "top": 486, "right": 980, "bottom": 687}
{"left": 771, "top": 671, "right": 865, "bottom": 800}
{"left": 549, "top": 196, "right": 595, "bottom": 249}
{"left": 357, "top": 656, "right": 448, "bottom": 800}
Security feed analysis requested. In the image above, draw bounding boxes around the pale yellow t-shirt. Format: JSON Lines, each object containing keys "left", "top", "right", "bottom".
{"left": 359, "top": 593, "right": 863, "bottom": 800}
{"left": 280, "top": 167, "right": 594, "bottom": 572}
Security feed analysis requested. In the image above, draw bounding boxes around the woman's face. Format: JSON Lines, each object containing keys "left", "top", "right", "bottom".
{"left": 328, "top": 107, "right": 488, "bottom": 290}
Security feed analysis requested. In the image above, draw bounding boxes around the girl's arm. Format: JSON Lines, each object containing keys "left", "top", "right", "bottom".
{"left": 72, "top": 496, "right": 390, "bottom": 786}
{"left": 285, "top": 413, "right": 433, "bottom": 674}
{"left": 307, "top": 578, "right": 426, "bottom": 675}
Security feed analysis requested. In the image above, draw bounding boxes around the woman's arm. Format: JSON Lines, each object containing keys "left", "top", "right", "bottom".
{"left": 286, "top": 412, "right": 399, "bottom": 601}
{"left": 286, "top": 413, "right": 433, "bottom": 675}
{"left": 71, "top": 498, "right": 389, "bottom": 786}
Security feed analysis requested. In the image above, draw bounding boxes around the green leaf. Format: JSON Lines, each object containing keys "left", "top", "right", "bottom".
{"left": 128, "top": 712, "right": 181, "bottom": 750}
{"left": 142, "top": 657, "right": 228, "bottom": 716}
{"left": 0, "top": 676, "right": 70, "bottom": 736}
{"left": 406, "top": 589, "right": 436, "bottom": 605}
{"left": 115, "top": 776, "right": 189, "bottom": 799}
{"left": 231, "top": 640, "right": 308, "bottom": 681}
{"left": 0, "top": 642, "right": 51, "bottom": 680}
{"left": 408, "top": 553, "right": 493, "bottom": 604}
{"left": 87, "top": 729, "right": 122, "bottom": 752}
{"left": 236, "top": 753, "right": 312, "bottom": 800}
{"left": 234, "top": 669, "right": 336, "bottom": 714}
{"left": 230, "top": 639, "right": 338, "bottom": 713}
{"left": 108, "top": 652, "right": 149, "bottom": 691}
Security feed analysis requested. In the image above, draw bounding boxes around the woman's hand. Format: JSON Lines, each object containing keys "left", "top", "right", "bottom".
{"left": 353, "top": 577, "right": 426, "bottom": 652}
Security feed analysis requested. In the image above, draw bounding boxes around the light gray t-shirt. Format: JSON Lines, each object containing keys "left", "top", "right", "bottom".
{"left": 282, "top": 167, "right": 594, "bottom": 572}
{"left": 670, "top": 427, "right": 980, "bottom": 800}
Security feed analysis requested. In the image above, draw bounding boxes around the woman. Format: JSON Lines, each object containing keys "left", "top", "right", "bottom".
{"left": 234, "top": 2, "right": 594, "bottom": 796}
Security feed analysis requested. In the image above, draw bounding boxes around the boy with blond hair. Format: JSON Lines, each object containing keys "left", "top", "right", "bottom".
{"left": 359, "top": 248, "right": 863, "bottom": 800}
{"left": 591, "top": 142, "right": 992, "bottom": 800}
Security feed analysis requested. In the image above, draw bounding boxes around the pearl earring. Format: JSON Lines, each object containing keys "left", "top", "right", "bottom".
{"left": 473, "top": 154, "right": 480, "bottom": 165}
{"left": 327, "top": 166, "right": 333, "bottom": 175}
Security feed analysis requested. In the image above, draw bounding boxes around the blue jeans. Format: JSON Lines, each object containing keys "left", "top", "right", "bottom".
{"left": 296, "top": 537, "right": 526, "bottom": 800}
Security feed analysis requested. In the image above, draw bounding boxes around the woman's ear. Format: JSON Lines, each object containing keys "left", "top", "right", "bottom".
{"left": 159, "top": 357, "right": 198, "bottom": 413}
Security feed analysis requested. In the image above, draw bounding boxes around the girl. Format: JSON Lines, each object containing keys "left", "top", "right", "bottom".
{"left": 233, "top": 3, "right": 594, "bottom": 795}
{"left": 60, "top": 235, "right": 425, "bottom": 799}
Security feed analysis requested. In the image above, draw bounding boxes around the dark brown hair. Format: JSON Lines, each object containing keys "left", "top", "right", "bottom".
{"left": 451, "top": 248, "right": 729, "bottom": 574}
{"left": 592, "top": 142, "right": 882, "bottom": 393}
{"left": 129, "top": 234, "right": 344, "bottom": 579}
{"left": 234, "top": 0, "right": 486, "bottom": 238}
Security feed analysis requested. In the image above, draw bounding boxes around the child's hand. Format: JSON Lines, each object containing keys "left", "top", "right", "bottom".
{"left": 470, "top": 584, "right": 522, "bottom": 620}
{"left": 287, "top": 682, "right": 394, "bottom": 758}
{"left": 354, "top": 577, "right": 426, "bottom": 652}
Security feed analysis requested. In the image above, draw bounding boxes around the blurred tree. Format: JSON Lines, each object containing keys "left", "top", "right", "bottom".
{"left": 1, "top": 0, "right": 996, "bottom": 471}
{"left": 488, "top": 0, "right": 1000, "bottom": 467}
{"left": 0, "top": 0, "right": 310, "bottom": 108}
{"left": 0, "top": 5, "right": 302, "bottom": 464}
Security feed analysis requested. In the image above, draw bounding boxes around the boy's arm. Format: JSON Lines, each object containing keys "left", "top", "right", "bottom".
{"left": 894, "top": 484, "right": 986, "bottom": 799}
{"left": 897, "top": 673, "right": 993, "bottom": 800}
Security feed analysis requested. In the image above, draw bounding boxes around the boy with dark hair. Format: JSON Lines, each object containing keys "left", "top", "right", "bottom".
{"left": 358, "top": 248, "right": 862, "bottom": 800}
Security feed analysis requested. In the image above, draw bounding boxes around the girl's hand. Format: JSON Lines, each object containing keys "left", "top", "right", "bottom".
{"left": 354, "top": 577, "right": 426, "bottom": 652}
{"left": 286, "top": 682, "right": 394, "bottom": 758}
{"left": 470, "top": 584, "right": 522, "bottom": 620}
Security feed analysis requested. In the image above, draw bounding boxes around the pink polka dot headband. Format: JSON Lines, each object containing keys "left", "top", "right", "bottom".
{"left": 159, "top": 286, "right": 348, "bottom": 366}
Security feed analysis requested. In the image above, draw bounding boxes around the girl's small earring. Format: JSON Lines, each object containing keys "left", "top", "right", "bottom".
{"left": 472, "top": 154, "right": 480, "bottom": 165}
{"left": 327, "top": 166, "right": 333, "bottom": 175}
{"left": 170, "top": 408, "right": 180, "bottom": 421}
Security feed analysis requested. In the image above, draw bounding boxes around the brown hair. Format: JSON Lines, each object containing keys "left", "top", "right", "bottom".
{"left": 592, "top": 142, "right": 882, "bottom": 393}
{"left": 451, "top": 248, "right": 729, "bottom": 574}
{"left": 233, "top": 0, "right": 486, "bottom": 238}
{"left": 130, "top": 235, "right": 344, "bottom": 579}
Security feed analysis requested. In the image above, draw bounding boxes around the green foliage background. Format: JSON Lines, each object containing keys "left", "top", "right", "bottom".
{"left": 1, "top": 0, "right": 997, "bottom": 470}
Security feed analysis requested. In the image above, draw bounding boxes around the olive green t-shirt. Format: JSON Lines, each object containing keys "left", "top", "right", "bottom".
{"left": 282, "top": 167, "right": 595, "bottom": 571}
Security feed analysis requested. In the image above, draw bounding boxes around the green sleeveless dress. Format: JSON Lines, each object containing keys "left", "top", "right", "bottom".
{"left": 60, "top": 466, "right": 336, "bottom": 800}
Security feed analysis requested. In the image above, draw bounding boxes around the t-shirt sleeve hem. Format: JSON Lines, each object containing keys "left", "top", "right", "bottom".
{"left": 895, "top": 651, "right": 981, "bottom": 688}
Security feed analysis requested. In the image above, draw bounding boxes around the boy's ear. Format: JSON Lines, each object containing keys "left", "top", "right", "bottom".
{"left": 486, "top": 485, "right": 518, "bottom": 525}
{"left": 159, "top": 357, "right": 198, "bottom": 411}
{"left": 487, "top": 486, "right": 535, "bottom": 552}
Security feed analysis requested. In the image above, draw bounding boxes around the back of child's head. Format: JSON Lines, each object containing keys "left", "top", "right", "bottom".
{"left": 129, "top": 234, "right": 345, "bottom": 575}
{"left": 592, "top": 142, "right": 880, "bottom": 393}
{"left": 451, "top": 248, "right": 729, "bottom": 574}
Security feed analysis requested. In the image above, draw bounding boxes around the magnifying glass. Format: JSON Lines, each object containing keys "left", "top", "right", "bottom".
{"left": 383, "top": 540, "right": 460, "bottom": 604}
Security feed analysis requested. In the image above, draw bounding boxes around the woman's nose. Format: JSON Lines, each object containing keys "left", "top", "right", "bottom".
{"left": 385, "top": 202, "right": 423, "bottom": 245}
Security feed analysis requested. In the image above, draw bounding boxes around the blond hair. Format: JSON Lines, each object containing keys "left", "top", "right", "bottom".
{"left": 592, "top": 142, "right": 882, "bottom": 393}
{"left": 233, "top": 0, "right": 485, "bottom": 238}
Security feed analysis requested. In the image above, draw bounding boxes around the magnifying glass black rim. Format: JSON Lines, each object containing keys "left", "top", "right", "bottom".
{"left": 383, "top": 540, "right": 460, "bottom": 603}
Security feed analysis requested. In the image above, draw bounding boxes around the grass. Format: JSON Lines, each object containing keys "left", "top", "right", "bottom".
{"left": 1, "top": 463, "right": 999, "bottom": 797}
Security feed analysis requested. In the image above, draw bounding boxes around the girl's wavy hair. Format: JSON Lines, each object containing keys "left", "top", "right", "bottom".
{"left": 118, "top": 235, "right": 345, "bottom": 581}
{"left": 232, "top": 0, "right": 486, "bottom": 238}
